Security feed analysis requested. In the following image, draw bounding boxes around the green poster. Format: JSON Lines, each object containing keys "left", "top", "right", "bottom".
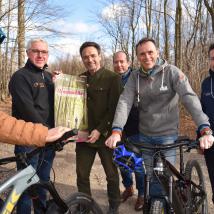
{"left": 54, "top": 74, "right": 88, "bottom": 131}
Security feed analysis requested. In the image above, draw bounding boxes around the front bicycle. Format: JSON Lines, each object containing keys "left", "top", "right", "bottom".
{"left": 113, "top": 138, "right": 208, "bottom": 214}
{"left": 0, "top": 129, "right": 103, "bottom": 214}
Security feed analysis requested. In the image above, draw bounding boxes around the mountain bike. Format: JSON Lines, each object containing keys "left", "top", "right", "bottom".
{"left": 114, "top": 137, "right": 208, "bottom": 214}
{"left": 0, "top": 129, "right": 103, "bottom": 214}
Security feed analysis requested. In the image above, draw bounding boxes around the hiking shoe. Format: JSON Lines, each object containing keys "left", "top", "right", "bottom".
{"left": 121, "top": 186, "right": 134, "bottom": 202}
{"left": 135, "top": 196, "right": 144, "bottom": 211}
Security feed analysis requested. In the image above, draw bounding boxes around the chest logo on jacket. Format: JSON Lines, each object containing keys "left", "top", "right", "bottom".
{"left": 33, "top": 82, "right": 45, "bottom": 88}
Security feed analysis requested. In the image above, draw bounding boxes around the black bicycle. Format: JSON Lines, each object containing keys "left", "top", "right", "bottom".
{"left": 0, "top": 129, "right": 103, "bottom": 214}
{"left": 114, "top": 137, "right": 208, "bottom": 214}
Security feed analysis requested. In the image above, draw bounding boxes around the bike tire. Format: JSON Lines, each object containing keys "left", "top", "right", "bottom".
{"left": 149, "top": 198, "right": 166, "bottom": 214}
{"left": 46, "top": 192, "right": 103, "bottom": 214}
{"left": 185, "top": 159, "right": 208, "bottom": 214}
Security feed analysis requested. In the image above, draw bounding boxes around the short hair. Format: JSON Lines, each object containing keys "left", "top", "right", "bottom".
{"left": 79, "top": 41, "right": 101, "bottom": 56}
{"left": 208, "top": 43, "right": 214, "bottom": 56}
{"left": 26, "top": 38, "right": 48, "bottom": 51}
{"left": 135, "top": 37, "right": 157, "bottom": 55}
{"left": 113, "top": 51, "right": 129, "bottom": 62}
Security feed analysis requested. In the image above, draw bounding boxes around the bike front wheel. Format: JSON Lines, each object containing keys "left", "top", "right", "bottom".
{"left": 149, "top": 198, "right": 166, "bottom": 214}
{"left": 185, "top": 159, "right": 208, "bottom": 214}
{"left": 46, "top": 192, "right": 103, "bottom": 214}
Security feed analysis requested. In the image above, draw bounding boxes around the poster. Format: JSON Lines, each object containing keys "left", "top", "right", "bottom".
{"left": 54, "top": 74, "right": 88, "bottom": 141}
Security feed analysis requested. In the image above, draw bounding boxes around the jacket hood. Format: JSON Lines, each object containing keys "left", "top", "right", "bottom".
{"left": 138, "top": 58, "right": 168, "bottom": 78}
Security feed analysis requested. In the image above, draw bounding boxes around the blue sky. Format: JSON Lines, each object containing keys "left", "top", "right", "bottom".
{"left": 48, "top": 0, "right": 106, "bottom": 60}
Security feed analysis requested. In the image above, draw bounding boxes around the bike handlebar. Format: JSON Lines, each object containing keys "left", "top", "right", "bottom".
{"left": 116, "top": 136, "right": 199, "bottom": 155}
{"left": 0, "top": 129, "right": 78, "bottom": 166}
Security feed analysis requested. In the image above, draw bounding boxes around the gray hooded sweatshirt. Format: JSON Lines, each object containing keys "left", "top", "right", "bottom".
{"left": 112, "top": 59, "right": 209, "bottom": 136}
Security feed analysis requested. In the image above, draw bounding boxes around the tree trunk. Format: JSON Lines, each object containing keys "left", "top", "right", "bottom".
{"left": 204, "top": 0, "right": 214, "bottom": 33}
{"left": 18, "top": 0, "right": 25, "bottom": 68}
{"left": 174, "top": 0, "right": 182, "bottom": 68}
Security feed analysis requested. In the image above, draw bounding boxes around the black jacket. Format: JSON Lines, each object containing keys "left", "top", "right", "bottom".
{"left": 9, "top": 59, "right": 54, "bottom": 128}
{"left": 201, "top": 69, "right": 214, "bottom": 131}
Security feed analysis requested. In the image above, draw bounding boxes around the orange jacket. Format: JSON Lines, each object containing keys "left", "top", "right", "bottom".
{"left": 0, "top": 111, "right": 48, "bottom": 147}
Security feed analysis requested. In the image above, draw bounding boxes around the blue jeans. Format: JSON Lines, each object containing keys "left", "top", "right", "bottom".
{"left": 120, "top": 134, "right": 145, "bottom": 196}
{"left": 15, "top": 145, "right": 55, "bottom": 214}
{"left": 124, "top": 133, "right": 177, "bottom": 197}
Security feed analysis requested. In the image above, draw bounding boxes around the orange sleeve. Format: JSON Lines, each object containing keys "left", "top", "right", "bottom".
{"left": 0, "top": 111, "right": 48, "bottom": 147}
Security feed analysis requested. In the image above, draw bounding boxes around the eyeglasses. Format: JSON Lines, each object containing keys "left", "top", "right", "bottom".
{"left": 29, "top": 49, "right": 48, "bottom": 55}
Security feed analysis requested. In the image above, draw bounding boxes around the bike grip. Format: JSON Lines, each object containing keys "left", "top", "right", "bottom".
{"left": 57, "top": 129, "right": 78, "bottom": 142}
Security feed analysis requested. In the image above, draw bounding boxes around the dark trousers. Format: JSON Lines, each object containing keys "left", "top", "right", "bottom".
{"left": 76, "top": 143, "right": 120, "bottom": 208}
{"left": 204, "top": 145, "right": 214, "bottom": 203}
{"left": 15, "top": 145, "right": 55, "bottom": 214}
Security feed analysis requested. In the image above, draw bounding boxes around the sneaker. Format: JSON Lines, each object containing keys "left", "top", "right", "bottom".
{"left": 121, "top": 186, "right": 134, "bottom": 202}
{"left": 135, "top": 196, "right": 144, "bottom": 211}
{"left": 107, "top": 206, "right": 119, "bottom": 214}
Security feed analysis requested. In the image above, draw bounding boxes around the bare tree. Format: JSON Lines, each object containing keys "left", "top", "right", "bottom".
{"left": 163, "top": 0, "right": 169, "bottom": 60}
{"left": 174, "top": 0, "right": 182, "bottom": 67}
{"left": 97, "top": 0, "right": 143, "bottom": 66}
{"left": 204, "top": 0, "right": 214, "bottom": 33}
{"left": 144, "top": 0, "right": 153, "bottom": 37}
{"left": 18, "top": 0, "right": 25, "bottom": 68}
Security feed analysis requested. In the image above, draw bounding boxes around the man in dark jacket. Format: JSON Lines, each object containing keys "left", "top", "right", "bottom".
{"left": 9, "top": 38, "right": 55, "bottom": 214}
{"left": 76, "top": 42, "right": 121, "bottom": 214}
{"left": 201, "top": 43, "right": 214, "bottom": 204}
{"left": 113, "top": 51, "right": 144, "bottom": 211}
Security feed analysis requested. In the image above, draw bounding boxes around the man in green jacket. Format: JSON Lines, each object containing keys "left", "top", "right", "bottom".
{"left": 76, "top": 41, "right": 122, "bottom": 214}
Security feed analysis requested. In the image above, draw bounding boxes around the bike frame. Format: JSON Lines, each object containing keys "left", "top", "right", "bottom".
{"left": 143, "top": 143, "right": 207, "bottom": 214}
{"left": 0, "top": 165, "right": 39, "bottom": 214}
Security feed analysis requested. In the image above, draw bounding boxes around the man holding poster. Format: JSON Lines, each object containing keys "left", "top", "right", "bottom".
{"left": 76, "top": 41, "right": 122, "bottom": 214}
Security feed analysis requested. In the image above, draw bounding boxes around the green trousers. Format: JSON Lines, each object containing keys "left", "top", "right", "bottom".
{"left": 76, "top": 143, "right": 121, "bottom": 208}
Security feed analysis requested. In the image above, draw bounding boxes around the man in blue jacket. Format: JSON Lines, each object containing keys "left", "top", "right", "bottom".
{"left": 113, "top": 51, "right": 144, "bottom": 211}
{"left": 201, "top": 43, "right": 214, "bottom": 204}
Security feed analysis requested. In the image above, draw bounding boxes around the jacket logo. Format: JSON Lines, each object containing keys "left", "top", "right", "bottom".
{"left": 33, "top": 82, "right": 45, "bottom": 88}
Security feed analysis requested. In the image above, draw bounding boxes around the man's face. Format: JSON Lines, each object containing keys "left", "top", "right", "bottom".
{"left": 81, "top": 46, "right": 101, "bottom": 74}
{"left": 209, "top": 49, "right": 214, "bottom": 72}
{"left": 113, "top": 52, "right": 130, "bottom": 74}
{"left": 26, "top": 41, "right": 49, "bottom": 69}
{"left": 136, "top": 41, "right": 159, "bottom": 71}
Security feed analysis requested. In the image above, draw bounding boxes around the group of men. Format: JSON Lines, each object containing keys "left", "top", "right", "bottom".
{"left": 1, "top": 35, "right": 214, "bottom": 214}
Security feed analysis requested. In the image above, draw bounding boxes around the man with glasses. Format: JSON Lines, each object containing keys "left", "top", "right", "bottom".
{"left": 201, "top": 43, "right": 214, "bottom": 204}
{"left": 9, "top": 38, "right": 55, "bottom": 214}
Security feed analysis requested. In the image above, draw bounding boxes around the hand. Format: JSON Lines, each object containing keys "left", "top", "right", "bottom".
{"left": 45, "top": 126, "right": 71, "bottom": 143}
{"left": 87, "top": 129, "right": 100, "bottom": 143}
{"left": 199, "top": 134, "right": 214, "bottom": 149}
{"left": 105, "top": 133, "right": 121, "bottom": 149}
{"left": 52, "top": 70, "right": 62, "bottom": 81}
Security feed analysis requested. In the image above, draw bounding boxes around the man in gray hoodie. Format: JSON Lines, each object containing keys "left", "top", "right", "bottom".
{"left": 105, "top": 37, "right": 214, "bottom": 197}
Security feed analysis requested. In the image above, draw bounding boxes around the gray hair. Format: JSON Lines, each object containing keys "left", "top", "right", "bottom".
{"left": 26, "top": 38, "right": 48, "bottom": 51}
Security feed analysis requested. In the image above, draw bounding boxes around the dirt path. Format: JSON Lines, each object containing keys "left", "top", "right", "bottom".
{"left": 0, "top": 100, "right": 214, "bottom": 213}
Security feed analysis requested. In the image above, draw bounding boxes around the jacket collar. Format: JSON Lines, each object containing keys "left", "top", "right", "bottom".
{"left": 121, "top": 67, "right": 132, "bottom": 86}
{"left": 25, "top": 59, "right": 48, "bottom": 73}
{"left": 85, "top": 67, "right": 104, "bottom": 77}
{"left": 209, "top": 69, "right": 214, "bottom": 78}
